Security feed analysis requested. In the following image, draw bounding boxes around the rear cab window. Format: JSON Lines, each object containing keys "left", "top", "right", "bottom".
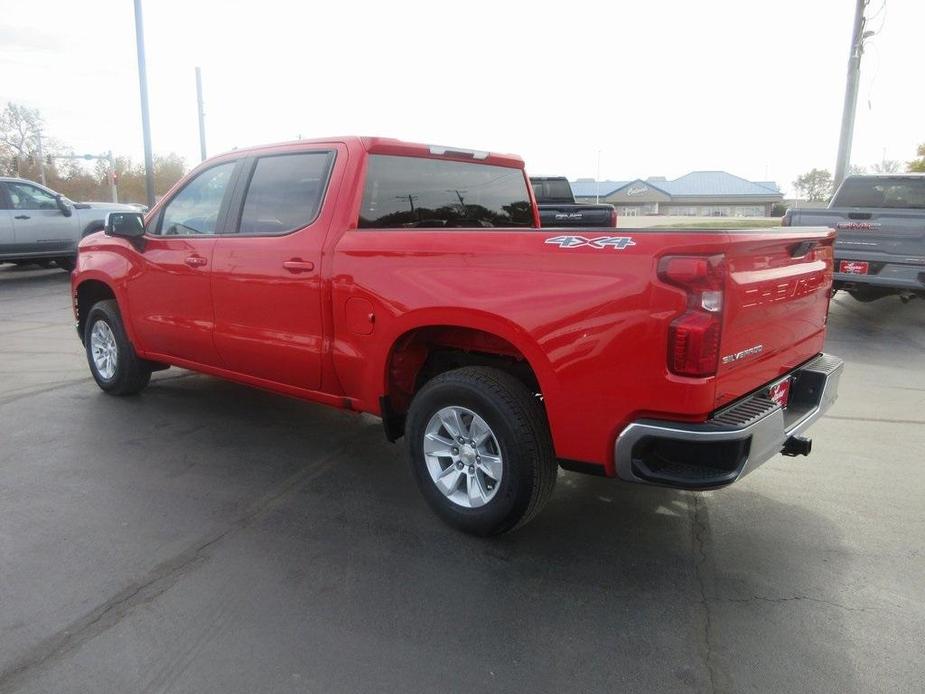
{"left": 359, "top": 155, "right": 534, "bottom": 229}
{"left": 531, "top": 178, "right": 574, "bottom": 204}
{"left": 833, "top": 176, "right": 925, "bottom": 209}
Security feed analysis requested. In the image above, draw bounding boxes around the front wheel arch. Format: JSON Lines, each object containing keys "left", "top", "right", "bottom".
{"left": 75, "top": 279, "right": 117, "bottom": 344}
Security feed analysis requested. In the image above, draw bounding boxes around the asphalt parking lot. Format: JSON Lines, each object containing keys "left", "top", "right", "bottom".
{"left": 0, "top": 263, "right": 923, "bottom": 694}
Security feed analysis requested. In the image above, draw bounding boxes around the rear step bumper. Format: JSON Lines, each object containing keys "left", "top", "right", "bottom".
{"left": 614, "top": 353, "right": 844, "bottom": 490}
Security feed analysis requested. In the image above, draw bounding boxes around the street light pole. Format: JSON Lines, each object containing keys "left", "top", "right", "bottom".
{"left": 108, "top": 151, "right": 119, "bottom": 203}
{"left": 36, "top": 130, "right": 47, "bottom": 186}
{"left": 133, "top": 0, "right": 156, "bottom": 208}
{"left": 833, "top": 0, "right": 868, "bottom": 188}
{"left": 596, "top": 149, "right": 601, "bottom": 204}
{"left": 195, "top": 67, "right": 207, "bottom": 161}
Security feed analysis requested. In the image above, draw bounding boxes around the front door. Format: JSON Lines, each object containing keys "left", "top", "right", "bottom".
{"left": 124, "top": 159, "right": 239, "bottom": 366}
{"left": 210, "top": 147, "right": 339, "bottom": 391}
{"left": 3, "top": 181, "right": 77, "bottom": 256}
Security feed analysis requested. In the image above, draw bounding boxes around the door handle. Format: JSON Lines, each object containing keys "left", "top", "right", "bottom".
{"left": 184, "top": 255, "right": 208, "bottom": 267}
{"left": 282, "top": 259, "right": 315, "bottom": 273}
{"left": 14, "top": 215, "right": 30, "bottom": 220}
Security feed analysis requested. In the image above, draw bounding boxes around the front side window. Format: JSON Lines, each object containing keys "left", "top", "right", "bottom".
{"left": 6, "top": 182, "right": 57, "bottom": 210}
{"left": 238, "top": 151, "right": 333, "bottom": 235}
{"left": 359, "top": 155, "right": 534, "bottom": 229}
{"left": 158, "top": 162, "right": 236, "bottom": 236}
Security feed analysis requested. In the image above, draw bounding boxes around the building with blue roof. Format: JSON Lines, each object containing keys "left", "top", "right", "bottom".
{"left": 572, "top": 171, "right": 783, "bottom": 217}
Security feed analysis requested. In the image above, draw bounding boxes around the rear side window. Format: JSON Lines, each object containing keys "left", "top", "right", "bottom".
{"left": 239, "top": 152, "right": 334, "bottom": 235}
{"left": 833, "top": 176, "right": 925, "bottom": 209}
{"left": 359, "top": 155, "right": 533, "bottom": 228}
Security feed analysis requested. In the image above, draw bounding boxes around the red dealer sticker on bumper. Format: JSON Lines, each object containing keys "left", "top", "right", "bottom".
{"left": 767, "top": 378, "right": 792, "bottom": 409}
{"left": 839, "top": 260, "right": 869, "bottom": 275}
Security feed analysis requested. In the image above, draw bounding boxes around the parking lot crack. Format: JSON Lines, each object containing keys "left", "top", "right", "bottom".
{"left": 716, "top": 594, "right": 872, "bottom": 613}
{"left": 689, "top": 493, "right": 723, "bottom": 694}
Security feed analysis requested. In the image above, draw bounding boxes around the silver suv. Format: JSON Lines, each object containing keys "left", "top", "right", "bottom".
{"left": 0, "top": 177, "right": 140, "bottom": 271}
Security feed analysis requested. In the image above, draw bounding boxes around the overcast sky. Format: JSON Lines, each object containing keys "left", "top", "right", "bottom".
{"left": 1, "top": 0, "right": 920, "bottom": 195}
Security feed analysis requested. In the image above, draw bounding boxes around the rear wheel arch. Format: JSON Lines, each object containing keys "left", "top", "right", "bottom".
{"left": 381, "top": 324, "right": 551, "bottom": 440}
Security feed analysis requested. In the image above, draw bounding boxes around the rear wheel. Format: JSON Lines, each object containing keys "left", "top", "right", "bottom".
{"left": 406, "top": 367, "right": 557, "bottom": 536}
{"left": 84, "top": 299, "right": 151, "bottom": 395}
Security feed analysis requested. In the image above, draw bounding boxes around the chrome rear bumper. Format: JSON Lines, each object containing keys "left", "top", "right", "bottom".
{"left": 614, "top": 353, "right": 844, "bottom": 489}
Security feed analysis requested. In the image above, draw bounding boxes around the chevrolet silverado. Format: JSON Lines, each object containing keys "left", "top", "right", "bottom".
{"left": 71, "top": 137, "right": 843, "bottom": 535}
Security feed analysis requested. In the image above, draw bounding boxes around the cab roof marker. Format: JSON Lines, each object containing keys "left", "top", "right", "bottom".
{"left": 428, "top": 145, "right": 490, "bottom": 160}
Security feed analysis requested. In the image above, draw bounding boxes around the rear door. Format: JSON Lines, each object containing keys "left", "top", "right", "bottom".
{"left": 210, "top": 146, "right": 341, "bottom": 390}
{"left": 3, "top": 181, "right": 77, "bottom": 255}
{"left": 125, "top": 159, "right": 240, "bottom": 365}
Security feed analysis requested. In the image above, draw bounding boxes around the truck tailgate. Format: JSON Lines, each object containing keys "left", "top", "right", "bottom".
{"left": 713, "top": 229, "right": 834, "bottom": 408}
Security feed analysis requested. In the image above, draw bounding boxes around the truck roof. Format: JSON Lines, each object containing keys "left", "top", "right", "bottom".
{"left": 221, "top": 136, "right": 526, "bottom": 170}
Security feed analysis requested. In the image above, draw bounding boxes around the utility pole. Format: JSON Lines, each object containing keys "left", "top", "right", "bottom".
{"left": 108, "top": 151, "right": 118, "bottom": 203}
{"left": 133, "top": 0, "right": 156, "bottom": 208}
{"left": 596, "top": 150, "right": 601, "bottom": 203}
{"left": 36, "top": 131, "right": 47, "bottom": 186}
{"left": 834, "top": 0, "right": 870, "bottom": 188}
{"left": 195, "top": 67, "right": 207, "bottom": 161}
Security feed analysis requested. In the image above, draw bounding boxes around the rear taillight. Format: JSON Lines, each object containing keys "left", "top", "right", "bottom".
{"left": 658, "top": 255, "right": 726, "bottom": 378}
{"left": 610, "top": 207, "right": 618, "bottom": 227}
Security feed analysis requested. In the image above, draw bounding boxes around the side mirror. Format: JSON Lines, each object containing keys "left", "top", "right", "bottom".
{"left": 105, "top": 211, "right": 146, "bottom": 238}
{"left": 55, "top": 195, "right": 73, "bottom": 218}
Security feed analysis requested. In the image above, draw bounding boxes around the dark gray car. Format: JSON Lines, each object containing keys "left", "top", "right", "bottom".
{"left": 784, "top": 174, "right": 925, "bottom": 302}
{"left": 0, "top": 177, "right": 137, "bottom": 270}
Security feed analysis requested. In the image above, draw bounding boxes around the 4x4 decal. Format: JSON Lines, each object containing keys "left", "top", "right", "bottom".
{"left": 545, "top": 235, "right": 636, "bottom": 250}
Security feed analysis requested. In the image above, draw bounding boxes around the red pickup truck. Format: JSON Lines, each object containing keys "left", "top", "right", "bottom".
{"left": 72, "top": 137, "right": 843, "bottom": 535}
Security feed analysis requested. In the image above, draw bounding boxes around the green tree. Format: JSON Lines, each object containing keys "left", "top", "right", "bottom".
{"left": 793, "top": 168, "right": 834, "bottom": 202}
{"left": 908, "top": 144, "right": 925, "bottom": 173}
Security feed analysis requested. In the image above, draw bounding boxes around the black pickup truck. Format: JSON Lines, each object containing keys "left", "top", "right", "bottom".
{"left": 784, "top": 174, "right": 925, "bottom": 302}
{"left": 530, "top": 176, "right": 617, "bottom": 228}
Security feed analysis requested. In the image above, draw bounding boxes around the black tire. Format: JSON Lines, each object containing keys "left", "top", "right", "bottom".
{"left": 407, "top": 366, "right": 557, "bottom": 536}
{"left": 55, "top": 256, "right": 75, "bottom": 272}
{"left": 84, "top": 299, "right": 151, "bottom": 395}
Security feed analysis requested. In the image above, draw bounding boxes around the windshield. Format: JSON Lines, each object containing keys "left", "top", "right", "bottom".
{"left": 832, "top": 176, "right": 925, "bottom": 209}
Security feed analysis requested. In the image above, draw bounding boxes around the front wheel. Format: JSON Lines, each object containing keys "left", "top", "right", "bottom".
{"left": 84, "top": 300, "right": 151, "bottom": 395}
{"left": 406, "top": 367, "right": 557, "bottom": 536}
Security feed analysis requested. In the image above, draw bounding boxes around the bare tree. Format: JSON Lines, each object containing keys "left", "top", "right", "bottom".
{"left": 0, "top": 102, "right": 43, "bottom": 176}
{"left": 872, "top": 159, "right": 902, "bottom": 174}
